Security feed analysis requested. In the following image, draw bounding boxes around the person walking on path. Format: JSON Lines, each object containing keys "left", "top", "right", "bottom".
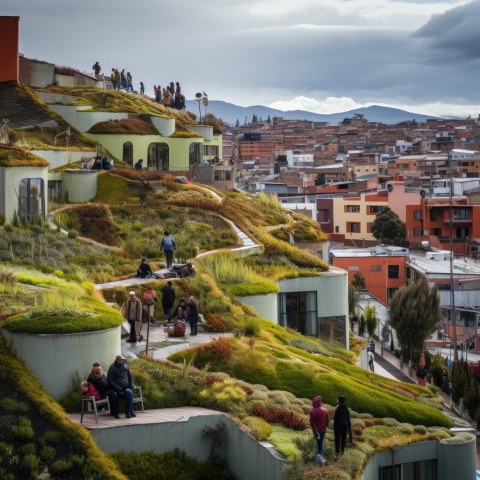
{"left": 369, "top": 340, "right": 375, "bottom": 353}
{"left": 140, "top": 82, "right": 145, "bottom": 95}
{"left": 185, "top": 296, "right": 199, "bottom": 336}
{"left": 368, "top": 349, "right": 374, "bottom": 373}
{"left": 416, "top": 364, "right": 427, "bottom": 387}
{"left": 142, "top": 285, "right": 157, "bottom": 325}
{"left": 442, "top": 369, "right": 448, "bottom": 391}
{"left": 88, "top": 364, "right": 119, "bottom": 419}
{"left": 160, "top": 230, "right": 176, "bottom": 268}
{"left": 310, "top": 396, "right": 329, "bottom": 467}
{"left": 124, "top": 291, "right": 142, "bottom": 343}
{"left": 160, "top": 281, "right": 176, "bottom": 317}
{"left": 92, "top": 62, "right": 101, "bottom": 76}
{"left": 333, "top": 395, "right": 351, "bottom": 457}
{"left": 107, "top": 355, "right": 136, "bottom": 419}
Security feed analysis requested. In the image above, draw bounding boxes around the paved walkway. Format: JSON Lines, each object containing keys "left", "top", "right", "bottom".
{"left": 373, "top": 352, "right": 415, "bottom": 384}
{"left": 68, "top": 406, "right": 224, "bottom": 430}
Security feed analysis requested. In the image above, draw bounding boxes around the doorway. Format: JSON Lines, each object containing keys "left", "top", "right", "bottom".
{"left": 147, "top": 143, "right": 169, "bottom": 171}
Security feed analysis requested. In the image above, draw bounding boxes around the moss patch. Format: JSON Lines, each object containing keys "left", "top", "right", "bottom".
{"left": 0, "top": 146, "right": 49, "bottom": 167}
{"left": 88, "top": 118, "right": 160, "bottom": 135}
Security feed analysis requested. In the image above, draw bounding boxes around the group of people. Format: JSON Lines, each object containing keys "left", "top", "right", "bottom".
{"left": 310, "top": 395, "right": 352, "bottom": 466}
{"left": 90, "top": 155, "right": 113, "bottom": 171}
{"left": 111, "top": 68, "right": 134, "bottom": 92}
{"left": 153, "top": 82, "right": 186, "bottom": 111}
{"left": 81, "top": 355, "right": 137, "bottom": 419}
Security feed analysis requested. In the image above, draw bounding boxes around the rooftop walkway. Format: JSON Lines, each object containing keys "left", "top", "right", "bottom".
{"left": 68, "top": 406, "right": 223, "bottom": 430}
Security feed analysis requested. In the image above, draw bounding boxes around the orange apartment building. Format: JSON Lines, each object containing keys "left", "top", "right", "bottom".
{"left": 238, "top": 139, "right": 276, "bottom": 163}
{"left": 387, "top": 158, "right": 421, "bottom": 176}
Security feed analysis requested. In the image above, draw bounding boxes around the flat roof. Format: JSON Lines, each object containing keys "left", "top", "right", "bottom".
{"left": 408, "top": 254, "right": 480, "bottom": 276}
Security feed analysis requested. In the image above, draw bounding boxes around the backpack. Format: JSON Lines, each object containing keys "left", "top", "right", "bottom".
{"left": 163, "top": 236, "right": 174, "bottom": 248}
{"left": 145, "top": 293, "right": 155, "bottom": 305}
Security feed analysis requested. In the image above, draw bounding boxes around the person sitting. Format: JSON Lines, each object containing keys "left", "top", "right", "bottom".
{"left": 178, "top": 262, "right": 195, "bottom": 278}
{"left": 135, "top": 159, "right": 144, "bottom": 170}
{"left": 168, "top": 298, "right": 187, "bottom": 322}
{"left": 81, "top": 381, "right": 107, "bottom": 414}
{"left": 137, "top": 258, "right": 153, "bottom": 278}
{"left": 87, "top": 363, "right": 120, "bottom": 419}
{"left": 107, "top": 355, "right": 136, "bottom": 419}
{"left": 91, "top": 155, "right": 103, "bottom": 170}
{"left": 101, "top": 156, "right": 113, "bottom": 170}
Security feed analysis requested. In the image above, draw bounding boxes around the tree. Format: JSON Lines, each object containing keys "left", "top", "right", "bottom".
{"left": 351, "top": 272, "right": 366, "bottom": 290}
{"left": 348, "top": 284, "right": 359, "bottom": 317}
{"left": 252, "top": 114, "right": 258, "bottom": 124}
{"left": 371, "top": 206, "right": 407, "bottom": 244}
{"left": 388, "top": 277, "right": 441, "bottom": 364}
{"left": 365, "top": 303, "right": 378, "bottom": 338}
{"left": 359, "top": 315, "right": 366, "bottom": 337}
{"left": 315, "top": 174, "right": 325, "bottom": 186}
{"left": 235, "top": 119, "right": 240, "bottom": 127}
{"left": 267, "top": 115, "right": 271, "bottom": 124}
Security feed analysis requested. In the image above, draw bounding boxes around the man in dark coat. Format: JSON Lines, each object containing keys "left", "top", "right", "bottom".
{"left": 92, "top": 62, "right": 101, "bottom": 76}
{"left": 160, "top": 281, "right": 176, "bottom": 317}
{"left": 333, "top": 395, "right": 352, "bottom": 457}
{"left": 137, "top": 258, "right": 153, "bottom": 278}
{"left": 107, "top": 355, "right": 136, "bottom": 419}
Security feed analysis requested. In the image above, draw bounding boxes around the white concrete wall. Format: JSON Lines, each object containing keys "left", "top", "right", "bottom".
{"left": 61, "top": 170, "right": 99, "bottom": 202}
{"left": 90, "top": 415, "right": 289, "bottom": 480}
{"left": 31, "top": 150, "right": 93, "bottom": 169}
{"left": 185, "top": 125, "right": 213, "bottom": 141}
{"left": 1, "top": 326, "right": 121, "bottom": 399}
{"left": 149, "top": 117, "right": 175, "bottom": 137}
{"left": 34, "top": 91, "right": 80, "bottom": 105}
{"left": 236, "top": 293, "right": 278, "bottom": 322}
{"left": 48, "top": 105, "right": 128, "bottom": 133}
{"left": 55, "top": 74, "right": 103, "bottom": 89}
{"left": 0, "top": 166, "right": 49, "bottom": 224}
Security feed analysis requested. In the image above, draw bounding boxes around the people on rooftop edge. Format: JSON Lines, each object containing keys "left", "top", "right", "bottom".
{"left": 333, "top": 395, "right": 352, "bottom": 457}
{"left": 310, "top": 396, "right": 328, "bottom": 467}
{"left": 107, "top": 355, "right": 137, "bottom": 419}
{"left": 127, "top": 72, "right": 133, "bottom": 93}
{"left": 160, "top": 281, "right": 176, "bottom": 317}
{"left": 160, "top": 230, "right": 176, "bottom": 269}
{"left": 124, "top": 291, "right": 142, "bottom": 343}
{"left": 92, "top": 62, "right": 101, "bottom": 76}
{"left": 140, "top": 82, "right": 145, "bottom": 95}
{"left": 87, "top": 363, "right": 120, "bottom": 419}
{"left": 163, "top": 88, "right": 171, "bottom": 107}
{"left": 185, "top": 296, "right": 199, "bottom": 336}
{"left": 121, "top": 69, "right": 126, "bottom": 88}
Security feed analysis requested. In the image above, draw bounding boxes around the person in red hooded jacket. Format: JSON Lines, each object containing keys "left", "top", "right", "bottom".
{"left": 310, "top": 396, "right": 329, "bottom": 466}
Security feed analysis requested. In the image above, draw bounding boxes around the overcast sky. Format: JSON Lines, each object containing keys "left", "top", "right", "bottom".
{"left": 3, "top": 0, "right": 480, "bottom": 117}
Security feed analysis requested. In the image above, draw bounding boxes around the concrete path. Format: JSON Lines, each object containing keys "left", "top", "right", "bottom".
{"left": 68, "top": 406, "right": 224, "bottom": 430}
{"left": 373, "top": 352, "right": 415, "bottom": 384}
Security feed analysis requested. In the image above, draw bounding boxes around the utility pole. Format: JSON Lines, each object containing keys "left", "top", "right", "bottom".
{"left": 449, "top": 151, "right": 458, "bottom": 361}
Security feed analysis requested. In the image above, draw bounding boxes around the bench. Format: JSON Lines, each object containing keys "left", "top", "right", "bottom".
{"left": 80, "top": 396, "right": 110, "bottom": 425}
{"left": 117, "top": 386, "right": 145, "bottom": 412}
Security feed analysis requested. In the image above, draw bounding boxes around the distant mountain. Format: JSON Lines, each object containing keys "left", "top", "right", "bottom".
{"left": 185, "top": 101, "right": 443, "bottom": 126}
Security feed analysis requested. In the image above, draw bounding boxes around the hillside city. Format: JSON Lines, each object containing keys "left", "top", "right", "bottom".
{"left": 1, "top": 13, "right": 480, "bottom": 480}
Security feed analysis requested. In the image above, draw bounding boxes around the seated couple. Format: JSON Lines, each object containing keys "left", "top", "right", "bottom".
{"left": 82, "top": 355, "right": 138, "bottom": 419}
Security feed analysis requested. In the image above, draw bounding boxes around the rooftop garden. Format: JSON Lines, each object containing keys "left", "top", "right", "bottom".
{"left": 87, "top": 118, "right": 160, "bottom": 135}
{"left": 0, "top": 146, "right": 50, "bottom": 168}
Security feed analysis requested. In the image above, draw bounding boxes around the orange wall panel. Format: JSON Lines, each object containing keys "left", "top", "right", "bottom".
{"left": 0, "top": 17, "right": 19, "bottom": 82}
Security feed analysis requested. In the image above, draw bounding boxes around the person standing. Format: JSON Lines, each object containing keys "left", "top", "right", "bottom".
{"left": 114, "top": 69, "right": 121, "bottom": 91}
{"left": 334, "top": 395, "right": 352, "bottom": 457}
{"left": 111, "top": 68, "right": 117, "bottom": 90}
{"left": 442, "top": 369, "right": 448, "bottom": 391}
{"left": 92, "top": 61, "right": 101, "bottom": 76}
{"left": 169, "top": 82, "right": 175, "bottom": 95}
{"left": 175, "top": 82, "right": 181, "bottom": 95}
{"left": 368, "top": 349, "right": 374, "bottom": 373}
{"left": 121, "top": 69, "right": 127, "bottom": 89}
{"left": 140, "top": 82, "right": 145, "bottom": 95}
{"left": 185, "top": 296, "right": 199, "bottom": 336}
{"left": 416, "top": 364, "right": 427, "bottom": 387}
{"left": 369, "top": 340, "right": 375, "bottom": 353}
{"left": 124, "top": 291, "right": 142, "bottom": 343}
{"left": 160, "top": 281, "right": 176, "bottom": 317}
{"left": 163, "top": 88, "right": 171, "bottom": 107}
{"left": 160, "top": 230, "right": 176, "bottom": 268}
{"left": 127, "top": 72, "right": 133, "bottom": 92}
{"left": 88, "top": 364, "right": 120, "bottom": 419}
{"left": 310, "top": 396, "right": 328, "bottom": 467}
{"left": 107, "top": 355, "right": 136, "bottom": 419}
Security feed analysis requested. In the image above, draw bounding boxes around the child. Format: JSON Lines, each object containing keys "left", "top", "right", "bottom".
{"left": 81, "top": 381, "right": 107, "bottom": 414}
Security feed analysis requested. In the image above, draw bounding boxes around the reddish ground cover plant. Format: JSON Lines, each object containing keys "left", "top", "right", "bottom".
{"left": 250, "top": 404, "right": 307, "bottom": 431}
{"left": 205, "top": 313, "right": 227, "bottom": 333}
{"left": 88, "top": 118, "right": 160, "bottom": 135}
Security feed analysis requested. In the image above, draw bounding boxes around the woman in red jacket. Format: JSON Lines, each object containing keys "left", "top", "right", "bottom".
{"left": 310, "top": 395, "right": 329, "bottom": 466}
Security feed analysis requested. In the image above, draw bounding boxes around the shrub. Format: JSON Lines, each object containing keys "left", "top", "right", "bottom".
{"left": 41, "top": 431, "right": 63, "bottom": 444}
{"left": 413, "top": 425, "right": 427, "bottom": 435}
{"left": 22, "top": 444, "right": 36, "bottom": 455}
{"left": 244, "top": 317, "right": 261, "bottom": 336}
{"left": 427, "top": 385, "right": 440, "bottom": 395}
{"left": 250, "top": 404, "right": 307, "bottom": 431}
{"left": 68, "top": 230, "right": 78, "bottom": 239}
{"left": 398, "top": 424, "right": 414, "bottom": 435}
{"left": 12, "top": 417, "right": 34, "bottom": 440}
{"left": 22, "top": 454, "right": 40, "bottom": 471}
{"left": 205, "top": 313, "right": 227, "bottom": 333}
{"left": 0, "top": 251, "right": 13, "bottom": 261}
{"left": 338, "top": 449, "right": 366, "bottom": 475}
{"left": 243, "top": 416, "right": 272, "bottom": 441}
{"left": 288, "top": 339, "right": 330, "bottom": 356}
{"left": 0, "top": 213, "right": 6, "bottom": 226}
{"left": 40, "top": 446, "right": 57, "bottom": 463}
{"left": 4, "top": 223, "right": 14, "bottom": 233}
{"left": 50, "top": 459, "right": 72, "bottom": 474}
{"left": 383, "top": 418, "right": 400, "bottom": 427}
{"left": 39, "top": 264, "right": 55, "bottom": 274}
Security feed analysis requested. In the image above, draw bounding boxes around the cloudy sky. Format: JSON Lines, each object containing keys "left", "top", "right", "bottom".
{"left": 3, "top": 0, "right": 480, "bottom": 116}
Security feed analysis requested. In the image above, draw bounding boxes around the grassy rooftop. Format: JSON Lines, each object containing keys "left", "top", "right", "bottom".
{"left": 0, "top": 146, "right": 50, "bottom": 168}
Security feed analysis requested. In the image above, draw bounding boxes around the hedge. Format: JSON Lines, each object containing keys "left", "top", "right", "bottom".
{"left": 0, "top": 335, "right": 128, "bottom": 480}
{"left": 219, "top": 278, "right": 279, "bottom": 297}
{"left": 3, "top": 296, "right": 124, "bottom": 334}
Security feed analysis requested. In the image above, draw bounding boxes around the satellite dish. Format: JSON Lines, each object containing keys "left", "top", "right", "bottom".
{"left": 81, "top": 225, "right": 89, "bottom": 233}
{"left": 420, "top": 190, "right": 426, "bottom": 198}
{"left": 195, "top": 93, "right": 202, "bottom": 99}
{"left": 387, "top": 184, "right": 393, "bottom": 192}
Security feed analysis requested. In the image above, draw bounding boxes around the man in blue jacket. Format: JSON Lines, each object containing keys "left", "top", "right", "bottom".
{"left": 160, "top": 230, "right": 176, "bottom": 269}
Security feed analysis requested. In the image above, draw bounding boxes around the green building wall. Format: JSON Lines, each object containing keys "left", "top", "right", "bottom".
{"left": 203, "top": 135, "right": 223, "bottom": 161}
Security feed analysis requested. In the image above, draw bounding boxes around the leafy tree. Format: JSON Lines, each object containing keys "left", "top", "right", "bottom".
{"left": 365, "top": 303, "right": 378, "bottom": 338}
{"left": 252, "top": 114, "right": 258, "bottom": 124}
{"left": 381, "top": 322, "right": 391, "bottom": 343}
{"left": 315, "top": 174, "right": 325, "bottom": 186}
{"left": 348, "top": 284, "right": 358, "bottom": 317}
{"left": 359, "top": 315, "right": 366, "bottom": 337}
{"left": 235, "top": 119, "right": 240, "bottom": 127}
{"left": 267, "top": 115, "right": 271, "bottom": 124}
{"left": 388, "top": 277, "right": 441, "bottom": 364}
{"left": 351, "top": 272, "right": 366, "bottom": 290}
{"left": 371, "top": 206, "right": 407, "bottom": 244}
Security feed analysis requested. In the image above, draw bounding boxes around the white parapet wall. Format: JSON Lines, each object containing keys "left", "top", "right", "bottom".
{"left": 32, "top": 150, "right": 94, "bottom": 170}
{"left": 236, "top": 293, "right": 278, "bottom": 322}
{"left": 90, "top": 415, "right": 289, "bottom": 480}
{"left": 34, "top": 91, "right": 81, "bottom": 105}
{"left": 61, "top": 170, "right": 99, "bottom": 202}
{"left": 149, "top": 116, "right": 175, "bottom": 137}
{"left": 185, "top": 125, "right": 213, "bottom": 141}
{"left": 1, "top": 326, "right": 121, "bottom": 399}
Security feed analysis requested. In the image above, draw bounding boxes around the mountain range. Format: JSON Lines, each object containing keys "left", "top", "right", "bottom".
{"left": 185, "top": 101, "right": 444, "bottom": 125}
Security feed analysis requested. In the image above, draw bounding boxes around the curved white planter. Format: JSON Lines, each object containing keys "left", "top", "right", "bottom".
{"left": 185, "top": 125, "right": 213, "bottom": 141}
{"left": 2, "top": 326, "right": 121, "bottom": 399}
{"left": 149, "top": 116, "right": 175, "bottom": 137}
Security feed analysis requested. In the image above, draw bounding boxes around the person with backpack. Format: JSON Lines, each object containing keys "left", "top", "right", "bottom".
{"left": 160, "top": 230, "right": 176, "bottom": 269}
{"left": 160, "top": 281, "right": 176, "bottom": 317}
{"left": 310, "top": 396, "right": 328, "bottom": 467}
{"left": 142, "top": 285, "right": 157, "bottom": 325}
{"left": 416, "top": 364, "right": 427, "bottom": 387}
{"left": 185, "top": 296, "right": 199, "bottom": 336}
{"left": 333, "top": 395, "right": 352, "bottom": 457}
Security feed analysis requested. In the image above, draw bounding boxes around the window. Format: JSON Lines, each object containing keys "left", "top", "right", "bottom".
{"left": 387, "top": 287, "right": 399, "bottom": 302}
{"left": 147, "top": 143, "right": 169, "bottom": 171}
{"left": 430, "top": 210, "right": 438, "bottom": 221}
{"left": 278, "top": 292, "right": 317, "bottom": 336}
{"left": 204, "top": 145, "right": 219, "bottom": 156}
{"left": 189, "top": 142, "right": 203, "bottom": 165}
{"left": 414, "top": 228, "right": 422, "bottom": 236}
{"left": 370, "top": 206, "right": 383, "bottom": 213}
{"left": 351, "top": 223, "right": 359, "bottom": 233}
{"left": 379, "top": 465, "right": 400, "bottom": 480}
{"left": 318, "top": 316, "right": 345, "bottom": 346}
{"left": 367, "top": 222, "right": 372, "bottom": 233}
{"left": 346, "top": 205, "right": 360, "bottom": 213}
{"left": 122, "top": 142, "right": 133, "bottom": 166}
{"left": 388, "top": 265, "right": 399, "bottom": 279}
{"left": 413, "top": 211, "right": 423, "bottom": 220}
{"left": 432, "top": 228, "right": 442, "bottom": 237}
{"left": 18, "top": 178, "right": 44, "bottom": 223}
{"left": 454, "top": 209, "right": 469, "bottom": 219}
{"left": 347, "top": 265, "right": 359, "bottom": 272}
{"left": 335, "top": 226, "right": 339, "bottom": 233}
{"left": 214, "top": 170, "right": 232, "bottom": 181}
{"left": 371, "top": 265, "right": 382, "bottom": 271}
